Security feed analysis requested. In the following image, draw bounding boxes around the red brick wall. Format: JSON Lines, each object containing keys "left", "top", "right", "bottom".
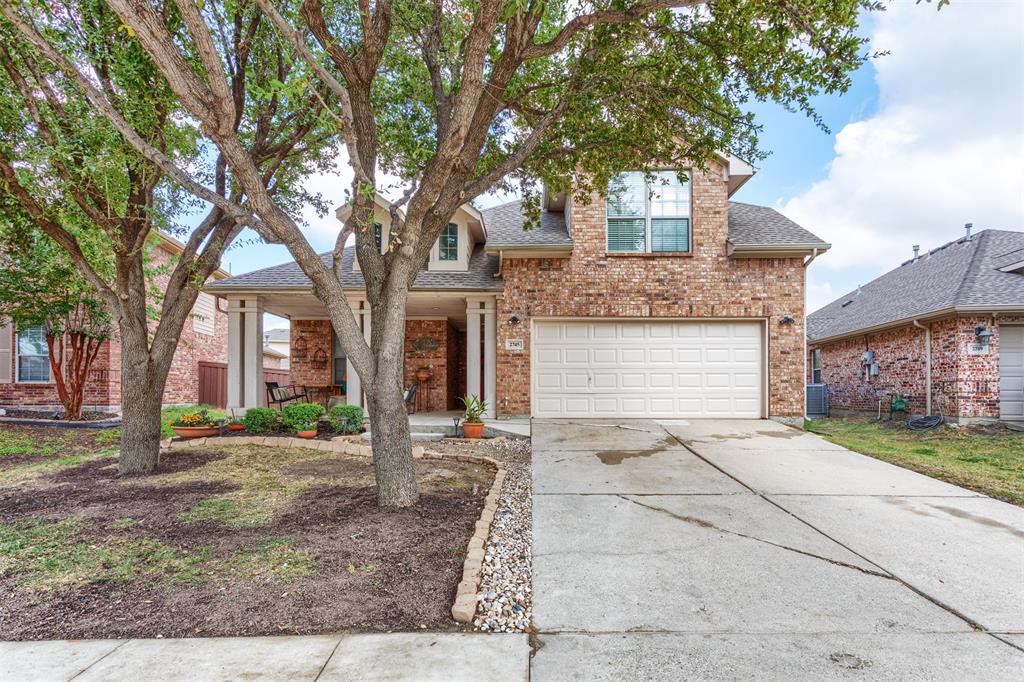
{"left": 289, "top": 319, "right": 333, "bottom": 388}
{"left": 403, "top": 320, "right": 450, "bottom": 412}
{"left": 811, "top": 314, "right": 1021, "bottom": 419}
{"left": 496, "top": 159, "right": 807, "bottom": 418}
{"left": 0, "top": 242, "right": 228, "bottom": 411}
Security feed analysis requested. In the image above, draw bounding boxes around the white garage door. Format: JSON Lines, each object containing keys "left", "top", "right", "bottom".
{"left": 1000, "top": 325, "right": 1024, "bottom": 419}
{"left": 532, "top": 320, "right": 763, "bottom": 418}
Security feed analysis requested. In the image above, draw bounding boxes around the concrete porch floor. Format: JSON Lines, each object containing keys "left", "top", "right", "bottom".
{"left": 363, "top": 411, "right": 531, "bottom": 439}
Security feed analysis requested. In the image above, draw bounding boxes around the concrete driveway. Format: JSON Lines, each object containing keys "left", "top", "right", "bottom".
{"left": 530, "top": 419, "right": 1024, "bottom": 680}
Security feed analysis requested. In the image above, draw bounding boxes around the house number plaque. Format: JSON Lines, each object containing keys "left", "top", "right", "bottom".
{"left": 505, "top": 339, "right": 525, "bottom": 352}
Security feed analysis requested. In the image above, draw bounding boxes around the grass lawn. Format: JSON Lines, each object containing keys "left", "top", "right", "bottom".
{"left": 0, "top": 428, "right": 491, "bottom": 640}
{"left": 806, "top": 418, "right": 1024, "bottom": 506}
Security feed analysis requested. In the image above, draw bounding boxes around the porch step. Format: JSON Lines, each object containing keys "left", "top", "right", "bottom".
{"left": 361, "top": 432, "right": 447, "bottom": 441}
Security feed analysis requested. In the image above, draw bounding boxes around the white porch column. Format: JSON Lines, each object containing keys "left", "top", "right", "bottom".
{"left": 466, "top": 299, "right": 482, "bottom": 401}
{"left": 361, "top": 304, "right": 372, "bottom": 416}
{"left": 346, "top": 301, "right": 363, "bottom": 408}
{"left": 483, "top": 299, "right": 497, "bottom": 418}
{"left": 227, "top": 297, "right": 264, "bottom": 411}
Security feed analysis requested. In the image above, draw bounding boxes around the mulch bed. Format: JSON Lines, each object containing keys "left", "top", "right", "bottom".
{"left": 0, "top": 442, "right": 492, "bottom": 640}
{"left": 0, "top": 408, "right": 115, "bottom": 421}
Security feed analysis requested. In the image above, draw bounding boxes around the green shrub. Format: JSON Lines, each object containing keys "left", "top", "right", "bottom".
{"left": 281, "top": 403, "right": 325, "bottom": 430}
{"left": 328, "top": 404, "right": 364, "bottom": 434}
{"left": 242, "top": 407, "right": 281, "bottom": 434}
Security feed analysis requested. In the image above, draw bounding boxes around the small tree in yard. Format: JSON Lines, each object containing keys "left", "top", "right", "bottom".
{"left": 0, "top": 1, "right": 332, "bottom": 472}
{"left": 0, "top": 224, "right": 111, "bottom": 420}
{"left": 1, "top": 0, "right": 934, "bottom": 504}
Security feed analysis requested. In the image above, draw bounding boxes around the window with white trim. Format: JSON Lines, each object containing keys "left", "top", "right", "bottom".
{"left": 607, "top": 171, "right": 691, "bottom": 253}
{"left": 811, "top": 348, "right": 823, "bottom": 384}
{"left": 16, "top": 326, "right": 51, "bottom": 383}
{"left": 439, "top": 222, "right": 458, "bottom": 261}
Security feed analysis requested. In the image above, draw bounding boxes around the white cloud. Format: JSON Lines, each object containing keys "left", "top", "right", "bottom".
{"left": 782, "top": 0, "right": 1024, "bottom": 282}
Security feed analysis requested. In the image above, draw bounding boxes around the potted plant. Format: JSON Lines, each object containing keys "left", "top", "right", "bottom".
{"left": 227, "top": 418, "right": 245, "bottom": 432}
{"left": 460, "top": 395, "right": 487, "bottom": 439}
{"left": 416, "top": 364, "right": 433, "bottom": 382}
{"left": 294, "top": 422, "right": 319, "bottom": 439}
{"left": 171, "top": 409, "right": 219, "bottom": 439}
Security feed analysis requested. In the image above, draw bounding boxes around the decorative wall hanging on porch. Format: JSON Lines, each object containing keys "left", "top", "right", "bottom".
{"left": 292, "top": 335, "right": 308, "bottom": 359}
{"left": 413, "top": 336, "right": 440, "bottom": 353}
{"left": 311, "top": 348, "right": 328, "bottom": 368}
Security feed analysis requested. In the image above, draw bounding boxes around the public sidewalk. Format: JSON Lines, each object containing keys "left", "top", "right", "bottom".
{"left": 0, "top": 632, "right": 530, "bottom": 682}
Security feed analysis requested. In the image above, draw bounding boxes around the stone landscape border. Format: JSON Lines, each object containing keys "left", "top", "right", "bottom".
{"left": 0, "top": 415, "right": 122, "bottom": 429}
{"left": 162, "top": 434, "right": 506, "bottom": 625}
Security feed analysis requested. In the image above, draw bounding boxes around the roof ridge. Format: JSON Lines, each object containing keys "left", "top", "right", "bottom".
{"left": 952, "top": 230, "right": 993, "bottom": 306}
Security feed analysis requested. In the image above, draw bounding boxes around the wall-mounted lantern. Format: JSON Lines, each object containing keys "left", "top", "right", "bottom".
{"left": 975, "top": 326, "right": 994, "bottom": 347}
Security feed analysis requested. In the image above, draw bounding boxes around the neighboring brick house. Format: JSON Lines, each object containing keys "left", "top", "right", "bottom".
{"left": 807, "top": 228, "right": 1024, "bottom": 423}
{"left": 0, "top": 233, "right": 230, "bottom": 413}
{"left": 206, "top": 156, "right": 829, "bottom": 424}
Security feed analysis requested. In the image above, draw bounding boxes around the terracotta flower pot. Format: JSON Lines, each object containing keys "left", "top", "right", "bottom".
{"left": 416, "top": 369, "right": 432, "bottom": 382}
{"left": 463, "top": 421, "right": 485, "bottom": 439}
{"left": 172, "top": 425, "right": 219, "bottom": 439}
{"left": 296, "top": 429, "right": 317, "bottom": 439}
{"left": 227, "top": 423, "right": 245, "bottom": 432}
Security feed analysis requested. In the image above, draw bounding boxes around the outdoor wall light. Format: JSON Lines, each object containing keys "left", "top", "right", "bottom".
{"left": 779, "top": 316, "right": 796, "bottom": 325}
{"left": 508, "top": 315, "right": 521, "bottom": 325}
{"left": 975, "top": 326, "right": 994, "bottom": 346}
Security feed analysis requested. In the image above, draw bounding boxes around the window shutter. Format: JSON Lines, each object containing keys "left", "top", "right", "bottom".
{"left": 651, "top": 218, "right": 690, "bottom": 252}
{"left": 0, "top": 322, "right": 11, "bottom": 384}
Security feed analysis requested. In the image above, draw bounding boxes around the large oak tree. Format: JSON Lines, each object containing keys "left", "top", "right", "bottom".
{"left": 1, "top": 0, "right": 931, "bottom": 504}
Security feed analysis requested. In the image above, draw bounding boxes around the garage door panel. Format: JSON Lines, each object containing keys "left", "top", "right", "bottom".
{"left": 533, "top": 320, "right": 763, "bottom": 418}
{"left": 1000, "top": 326, "right": 1024, "bottom": 419}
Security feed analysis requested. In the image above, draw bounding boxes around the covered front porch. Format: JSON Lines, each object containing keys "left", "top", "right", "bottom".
{"left": 221, "top": 292, "right": 498, "bottom": 418}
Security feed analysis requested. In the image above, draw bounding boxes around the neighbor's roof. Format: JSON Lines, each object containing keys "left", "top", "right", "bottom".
{"left": 726, "top": 202, "right": 831, "bottom": 249}
{"left": 207, "top": 244, "right": 501, "bottom": 292}
{"left": 808, "top": 229, "right": 1024, "bottom": 342}
{"left": 264, "top": 328, "right": 290, "bottom": 342}
{"left": 262, "top": 345, "right": 288, "bottom": 359}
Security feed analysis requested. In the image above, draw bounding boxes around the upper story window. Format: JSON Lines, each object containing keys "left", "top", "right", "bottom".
{"left": 606, "top": 171, "right": 691, "bottom": 253}
{"left": 17, "top": 326, "right": 51, "bottom": 383}
{"left": 439, "top": 222, "right": 458, "bottom": 261}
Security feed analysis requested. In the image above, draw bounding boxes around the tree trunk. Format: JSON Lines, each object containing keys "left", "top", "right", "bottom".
{"left": 117, "top": 327, "right": 167, "bottom": 474}
{"left": 362, "top": 291, "right": 419, "bottom": 508}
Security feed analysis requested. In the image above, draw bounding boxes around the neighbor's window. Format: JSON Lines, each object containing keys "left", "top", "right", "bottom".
{"left": 811, "top": 348, "right": 823, "bottom": 384}
{"left": 439, "top": 222, "right": 459, "bottom": 261}
{"left": 607, "top": 171, "right": 691, "bottom": 253}
{"left": 16, "top": 326, "right": 51, "bottom": 383}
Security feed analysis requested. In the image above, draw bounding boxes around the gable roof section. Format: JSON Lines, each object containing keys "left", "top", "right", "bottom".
{"left": 726, "top": 202, "right": 830, "bottom": 249}
{"left": 808, "top": 229, "right": 1024, "bottom": 343}
{"left": 207, "top": 244, "right": 501, "bottom": 292}
{"left": 481, "top": 200, "right": 572, "bottom": 248}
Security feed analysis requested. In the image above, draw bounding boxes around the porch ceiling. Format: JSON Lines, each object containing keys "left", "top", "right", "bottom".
{"left": 257, "top": 291, "right": 473, "bottom": 330}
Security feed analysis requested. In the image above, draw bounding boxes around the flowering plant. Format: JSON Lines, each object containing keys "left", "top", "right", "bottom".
{"left": 172, "top": 409, "right": 215, "bottom": 427}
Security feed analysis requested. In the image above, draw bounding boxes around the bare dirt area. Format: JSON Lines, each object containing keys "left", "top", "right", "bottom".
{"left": 0, "top": 424, "right": 119, "bottom": 475}
{"left": 0, "top": 442, "right": 492, "bottom": 640}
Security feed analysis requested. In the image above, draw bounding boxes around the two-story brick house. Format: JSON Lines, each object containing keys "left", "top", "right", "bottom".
{"left": 206, "top": 156, "right": 829, "bottom": 424}
{"left": 0, "top": 233, "right": 230, "bottom": 413}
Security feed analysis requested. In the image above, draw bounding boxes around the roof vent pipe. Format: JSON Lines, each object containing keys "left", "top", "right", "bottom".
{"left": 965, "top": 223, "right": 973, "bottom": 242}
{"left": 912, "top": 245, "right": 920, "bottom": 259}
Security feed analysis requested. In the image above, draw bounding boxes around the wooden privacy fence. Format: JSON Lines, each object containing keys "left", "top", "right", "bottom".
{"left": 197, "top": 361, "right": 291, "bottom": 408}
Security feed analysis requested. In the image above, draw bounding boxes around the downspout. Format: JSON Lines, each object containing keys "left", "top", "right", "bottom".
{"left": 912, "top": 319, "right": 932, "bottom": 415}
{"left": 801, "top": 247, "right": 819, "bottom": 420}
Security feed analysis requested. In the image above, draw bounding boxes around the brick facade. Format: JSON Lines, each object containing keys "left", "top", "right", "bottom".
{"left": 809, "top": 315, "right": 1022, "bottom": 420}
{"left": 0, "top": 240, "right": 229, "bottom": 412}
{"left": 289, "top": 319, "right": 333, "bottom": 388}
{"left": 496, "top": 159, "right": 807, "bottom": 419}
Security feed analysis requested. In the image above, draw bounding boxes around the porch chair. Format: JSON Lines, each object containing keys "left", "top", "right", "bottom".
{"left": 403, "top": 383, "right": 418, "bottom": 415}
{"left": 266, "top": 382, "right": 308, "bottom": 409}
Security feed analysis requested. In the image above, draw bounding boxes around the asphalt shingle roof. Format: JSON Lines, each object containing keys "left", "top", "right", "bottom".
{"left": 727, "top": 201, "right": 830, "bottom": 247}
{"left": 210, "top": 199, "right": 827, "bottom": 291}
{"left": 808, "top": 229, "right": 1024, "bottom": 342}
{"left": 481, "top": 200, "right": 572, "bottom": 246}
{"left": 208, "top": 244, "right": 501, "bottom": 291}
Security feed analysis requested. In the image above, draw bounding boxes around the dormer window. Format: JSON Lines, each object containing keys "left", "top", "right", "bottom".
{"left": 439, "top": 222, "right": 459, "bottom": 261}
{"left": 607, "top": 171, "right": 691, "bottom": 253}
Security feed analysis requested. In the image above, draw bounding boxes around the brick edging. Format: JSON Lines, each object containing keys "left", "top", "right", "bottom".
{"left": 161, "top": 434, "right": 505, "bottom": 625}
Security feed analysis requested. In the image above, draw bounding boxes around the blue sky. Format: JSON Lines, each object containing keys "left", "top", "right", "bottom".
{"left": 219, "top": 1, "right": 1023, "bottom": 329}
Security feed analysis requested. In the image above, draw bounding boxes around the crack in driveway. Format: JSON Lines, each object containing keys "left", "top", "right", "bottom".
{"left": 615, "top": 494, "right": 896, "bottom": 580}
